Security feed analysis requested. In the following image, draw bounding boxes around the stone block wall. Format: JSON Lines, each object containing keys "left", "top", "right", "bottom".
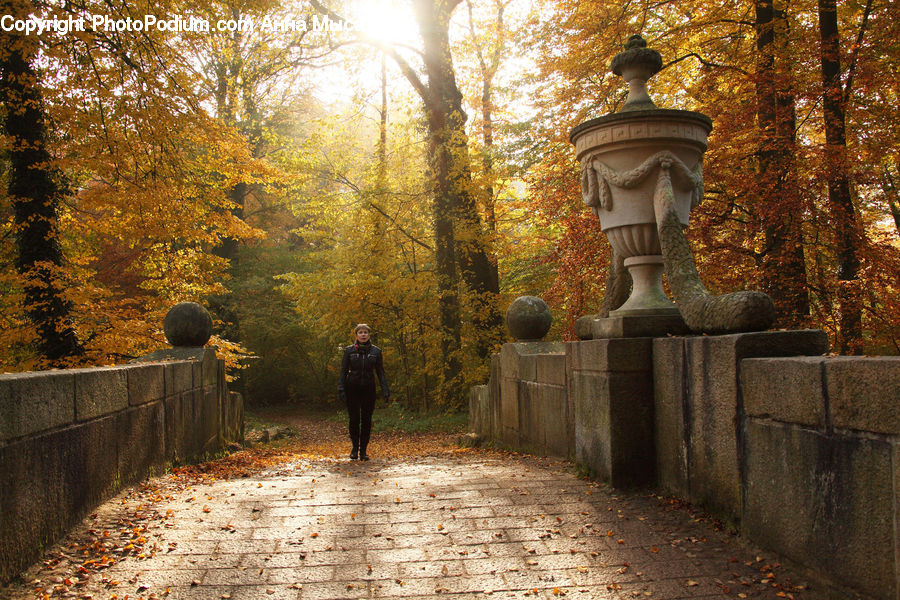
{"left": 651, "top": 330, "right": 830, "bottom": 518}
{"left": 0, "top": 348, "right": 242, "bottom": 585}
{"left": 471, "top": 342, "right": 572, "bottom": 458}
{"left": 741, "top": 356, "right": 900, "bottom": 600}
{"left": 470, "top": 331, "right": 900, "bottom": 598}
{"left": 568, "top": 338, "right": 655, "bottom": 487}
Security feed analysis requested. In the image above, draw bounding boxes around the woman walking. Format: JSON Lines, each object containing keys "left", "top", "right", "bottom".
{"left": 338, "top": 324, "right": 389, "bottom": 460}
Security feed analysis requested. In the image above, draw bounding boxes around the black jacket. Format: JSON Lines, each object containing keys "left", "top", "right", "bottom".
{"left": 338, "top": 342, "right": 389, "bottom": 398}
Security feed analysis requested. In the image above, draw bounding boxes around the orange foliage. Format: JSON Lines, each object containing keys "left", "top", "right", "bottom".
{"left": 523, "top": 0, "right": 900, "bottom": 352}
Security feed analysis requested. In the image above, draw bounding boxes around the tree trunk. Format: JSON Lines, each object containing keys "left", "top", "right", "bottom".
{"left": 414, "top": 0, "right": 502, "bottom": 363}
{"left": 407, "top": 0, "right": 502, "bottom": 401}
{"left": 481, "top": 80, "right": 496, "bottom": 234}
{"left": 817, "top": 0, "right": 863, "bottom": 354}
{"left": 210, "top": 21, "right": 257, "bottom": 346}
{"left": 881, "top": 168, "right": 900, "bottom": 238}
{"left": 755, "top": 0, "right": 810, "bottom": 327}
{"left": 0, "top": 0, "right": 83, "bottom": 363}
{"left": 466, "top": 0, "right": 504, "bottom": 311}
{"left": 307, "top": 0, "right": 503, "bottom": 400}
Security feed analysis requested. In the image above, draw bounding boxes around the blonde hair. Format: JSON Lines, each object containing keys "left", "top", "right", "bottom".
{"left": 353, "top": 323, "right": 371, "bottom": 334}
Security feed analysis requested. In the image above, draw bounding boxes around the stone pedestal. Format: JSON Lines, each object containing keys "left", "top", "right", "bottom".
{"left": 576, "top": 314, "right": 690, "bottom": 339}
{"left": 567, "top": 338, "right": 655, "bottom": 487}
{"left": 499, "top": 342, "right": 569, "bottom": 454}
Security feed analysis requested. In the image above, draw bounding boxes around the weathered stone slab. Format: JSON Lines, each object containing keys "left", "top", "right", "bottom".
{"left": 200, "top": 389, "right": 222, "bottom": 455}
{"left": 542, "top": 385, "right": 571, "bottom": 457}
{"left": 489, "top": 353, "right": 502, "bottom": 441}
{"left": 608, "top": 372, "right": 655, "bottom": 487}
{"left": 741, "top": 357, "right": 826, "bottom": 427}
{"left": 168, "top": 392, "right": 194, "bottom": 463}
{"left": 572, "top": 369, "right": 654, "bottom": 487}
{"left": 468, "top": 385, "right": 490, "bottom": 438}
{"left": 117, "top": 403, "right": 165, "bottom": 483}
{"left": 743, "top": 419, "right": 896, "bottom": 600}
{"left": 163, "top": 394, "right": 178, "bottom": 463}
{"left": 535, "top": 354, "right": 566, "bottom": 386}
{"left": 566, "top": 338, "right": 653, "bottom": 373}
{"left": 191, "top": 360, "right": 202, "bottom": 390}
{"left": 499, "top": 377, "right": 519, "bottom": 447}
{"left": 517, "top": 381, "right": 540, "bottom": 450}
{"left": 202, "top": 349, "right": 218, "bottom": 388}
{"left": 518, "top": 355, "right": 538, "bottom": 382}
{"left": 500, "top": 342, "right": 565, "bottom": 381}
{"left": 572, "top": 371, "right": 611, "bottom": 479}
{"left": 653, "top": 330, "right": 828, "bottom": 519}
{"left": 0, "top": 433, "right": 62, "bottom": 583}
{"left": 165, "top": 361, "right": 194, "bottom": 398}
{"left": 591, "top": 314, "right": 690, "bottom": 339}
{"left": 0, "top": 371, "right": 74, "bottom": 442}
{"left": 75, "top": 367, "right": 128, "bottom": 421}
{"left": 516, "top": 382, "right": 569, "bottom": 458}
{"left": 58, "top": 417, "right": 120, "bottom": 521}
{"left": 826, "top": 357, "right": 900, "bottom": 435}
{"left": 652, "top": 340, "right": 688, "bottom": 497}
{"left": 127, "top": 363, "right": 166, "bottom": 406}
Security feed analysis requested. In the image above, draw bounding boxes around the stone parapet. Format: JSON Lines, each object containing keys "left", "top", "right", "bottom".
{"left": 825, "top": 357, "right": 900, "bottom": 435}
{"left": 740, "top": 353, "right": 900, "bottom": 600}
{"left": 652, "top": 330, "right": 828, "bottom": 517}
{"left": 0, "top": 371, "right": 75, "bottom": 442}
{"left": 743, "top": 420, "right": 896, "bottom": 599}
{"left": 0, "top": 349, "right": 242, "bottom": 585}
{"left": 569, "top": 338, "right": 654, "bottom": 487}
{"left": 469, "top": 328, "right": 899, "bottom": 598}
{"left": 492, "top": 342, "right": 570, "bottom": 456}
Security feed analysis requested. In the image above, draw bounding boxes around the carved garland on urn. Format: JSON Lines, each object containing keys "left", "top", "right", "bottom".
{"left": 580, "top": 146, "right": 775, "bottom": 333}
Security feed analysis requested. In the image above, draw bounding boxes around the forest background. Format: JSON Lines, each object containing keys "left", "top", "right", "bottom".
{"left": 1, "top": 0, "right": 898, "bottom": 411}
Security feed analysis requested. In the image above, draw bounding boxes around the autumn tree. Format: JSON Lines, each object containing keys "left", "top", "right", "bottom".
{"left": 0, "top": 0, "right": 272, "bottom": 370}
{"left": 816, "top": 0, "right": 866, "bottom": 354}
{"left": 311, "top": 0, "right": 504, "bottom": 401}
{"left": 278, "top": 100, "right": 445, "bottom": 407}
{"left": 0, "top": 0, "right": 83, "bottom": 364}
{"left": 524, "top": 0, "right": 898, "bottom": 353}
{"left": 461, "top": 0, "right": 510, "bottom": 241}
{"left": 754, "top": 0, "right": 810, "bottom": 327}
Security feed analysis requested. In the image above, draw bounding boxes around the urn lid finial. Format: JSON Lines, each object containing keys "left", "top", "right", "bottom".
{"left": 610, "top": 34, "right": 663, "bottom": 111}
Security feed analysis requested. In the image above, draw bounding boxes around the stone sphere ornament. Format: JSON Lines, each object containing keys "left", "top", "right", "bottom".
{"left": 506, "top": 296, "right": 553, "bottom": 341}
{"left": 163, "top": 302, "right": 213, "bottom": 347}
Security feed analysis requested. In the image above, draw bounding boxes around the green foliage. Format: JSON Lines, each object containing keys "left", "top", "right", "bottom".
{"left": 326, "top": 403, "right": 468, "bottom": 434}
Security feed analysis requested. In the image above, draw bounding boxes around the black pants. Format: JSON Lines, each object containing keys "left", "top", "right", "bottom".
{"left": 346, "top": 385, "right": 376, "bottom": 452}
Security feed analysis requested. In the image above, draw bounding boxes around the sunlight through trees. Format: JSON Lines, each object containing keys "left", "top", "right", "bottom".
{"left": 1, "top": 0, "right": 898, "bottom": 406}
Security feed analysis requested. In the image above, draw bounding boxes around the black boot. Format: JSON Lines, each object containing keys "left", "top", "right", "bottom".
{"left": 359, "top": 436, "right": 370, "bottom": 461}
{"left": 350, "top": 435, "right": 359, "bottom": 460}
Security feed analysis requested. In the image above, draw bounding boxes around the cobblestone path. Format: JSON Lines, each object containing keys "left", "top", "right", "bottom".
{"left": 4, "top": 453, "right": 834, "bottom": 600}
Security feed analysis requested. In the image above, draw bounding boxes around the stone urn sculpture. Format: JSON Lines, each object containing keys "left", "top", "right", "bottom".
{"left": 571, "top": 35, "right": 775, "bottom": 338}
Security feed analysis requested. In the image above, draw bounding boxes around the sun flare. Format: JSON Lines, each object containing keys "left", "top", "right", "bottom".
{"left": 350, "top": 0, "right": 419, "bottom": 47}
